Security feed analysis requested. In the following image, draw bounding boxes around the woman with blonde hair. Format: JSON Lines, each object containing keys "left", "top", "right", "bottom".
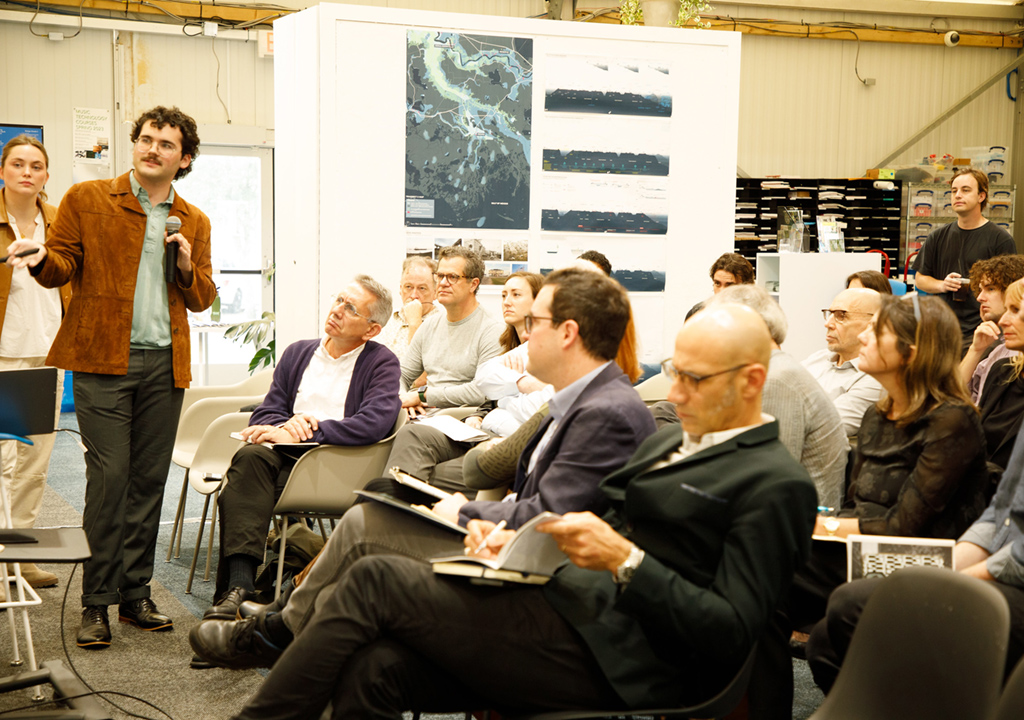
{"left": 978, "top": 279, "right": 1024, "bottom": 469}
{"left": 1, "top": 135, "right": 70, "bottom": 587}
{"left": 786, "top": 294, "right": 989, "bottom": 633}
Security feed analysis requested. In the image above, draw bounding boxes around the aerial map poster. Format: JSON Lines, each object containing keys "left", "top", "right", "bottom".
{"left": 405, "top": 30, "right": 533, "bottom": 230}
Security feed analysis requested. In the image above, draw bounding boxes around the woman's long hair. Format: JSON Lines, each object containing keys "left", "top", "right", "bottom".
{"left": 874, "top": 294, "right": 974, "bottom": 425}
{"left": 1002, "top": 281, "right": 1024, "bottom": 383}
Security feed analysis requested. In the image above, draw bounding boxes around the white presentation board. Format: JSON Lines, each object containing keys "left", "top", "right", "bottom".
{"left": 274, "top": 4, "right": 741, "bottom": 364}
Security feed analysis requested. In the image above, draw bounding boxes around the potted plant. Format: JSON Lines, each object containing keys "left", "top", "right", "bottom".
{"left": 223, "top": 312, "right": 276, "bottom": 374}
{"left": 619, "top": 0, "right": 712, "bottom": 28}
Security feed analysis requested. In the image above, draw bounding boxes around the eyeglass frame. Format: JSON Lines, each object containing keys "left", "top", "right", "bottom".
{"left": 661, "top": 359, "right": 752, "bottom": 388}
{"left": 433, "top": 272, "right": 468, "bottom": 285}
{"left": 821, "top": 308, "right": 874, "bottom": 324}
{"left": 331, "top": 295, "right": 375, "bottom": 324}
{"left": 134, "top": 135, "right": 181, "bottom": 157}
{"left": 523, "top": 314, "right": 561, "bottom": 333}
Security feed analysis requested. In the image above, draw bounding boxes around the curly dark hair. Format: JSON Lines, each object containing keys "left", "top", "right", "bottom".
{"left": 968, "top": 254, "right": 1024, "bottom": 297}
{"left": 130, "top": 106, "right": 201, "bottom": 180}
{"left": 709, "top": 253, "right": 755, "bottom": 284}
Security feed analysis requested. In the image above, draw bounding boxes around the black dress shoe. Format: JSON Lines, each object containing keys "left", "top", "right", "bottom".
{"left": 204, "top": 586, "right": 251, "bottom": 620}
{"left": 118, "top": 597, "right": 173, "bottom": 631}
{"left": 77, "top": 606, "right": 111, "bottom": 649}
{"left": 189, "top": 616, "right": 284, "bottom": 669}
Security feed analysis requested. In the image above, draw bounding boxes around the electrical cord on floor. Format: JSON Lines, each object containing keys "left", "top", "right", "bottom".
{"left": 1, "top": 426, "right": 178, "bottom": 720}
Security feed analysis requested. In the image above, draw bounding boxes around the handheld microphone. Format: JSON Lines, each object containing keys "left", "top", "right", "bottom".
{"left": 164, "top": 216, "right": 182, "bottom": 283}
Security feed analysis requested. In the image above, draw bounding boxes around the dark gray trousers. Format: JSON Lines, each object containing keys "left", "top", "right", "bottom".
{"left": 385, "top": 422, "right": 486, "bottom": 495}
{"left": 74, "top": 349, "right": 183, "bottom": 606}
{"left": 233, "top": 555, "right": 623, "bottom": 720}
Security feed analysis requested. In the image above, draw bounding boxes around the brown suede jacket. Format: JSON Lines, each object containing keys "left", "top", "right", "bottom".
{"left": 0, "top": 191, "right": 71, "bottom": 346}
{"left": 31, "top": 172, "right": 215, "bottom": 388}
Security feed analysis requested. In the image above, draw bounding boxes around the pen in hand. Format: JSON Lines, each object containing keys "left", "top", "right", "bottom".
{"left": 0, "top": 248, "right": 40, "bottom": 264}
{"left": 473, "top": 520, "right": 508, "bottom": 555}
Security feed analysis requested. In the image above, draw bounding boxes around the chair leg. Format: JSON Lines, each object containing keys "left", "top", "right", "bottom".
{"left": 186, "top": 494, "right": 212, "bottom": 594}
{"left": 317, "top": 518, "right": 327, "bottom": 541}
{"left": 165, "top": 469, "right": 190, "bottom": 562}
{"left": 274, "top": 516, "right": 289, "bottom": 602}
{"left": 203, "top": 490, "right": 219, "bottom": 582}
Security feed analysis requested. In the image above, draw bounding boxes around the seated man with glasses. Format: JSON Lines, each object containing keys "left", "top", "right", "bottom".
{"left": 190, "top": 303, "right": 816, "bottom": 720}
{"left": 398, "top": 245, "right": 504, "bottom": 417}
{"left": 802, "top": 288, "right": 884, "bottom": 438}
{"left": 198, "top": 275, "right": 402, "bottom": 627}
{"left": 189, "top": 267, "right": 657, "bottom": 671}
{"left": 377, "top": 256, "right": 437, "bottom": 363}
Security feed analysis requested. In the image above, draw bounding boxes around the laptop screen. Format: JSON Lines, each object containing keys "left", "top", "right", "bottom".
{"left": 0, "top": 367, "right": 58, "bottom": 437}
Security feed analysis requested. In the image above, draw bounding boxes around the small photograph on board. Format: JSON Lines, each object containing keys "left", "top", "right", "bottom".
{"left": 544, "top": 55, "right": 671, "bottom": 118}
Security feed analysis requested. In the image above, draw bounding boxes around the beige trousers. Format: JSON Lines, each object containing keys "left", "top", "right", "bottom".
{"left": 0, "top": 356, "right": 63, "bottom": 529}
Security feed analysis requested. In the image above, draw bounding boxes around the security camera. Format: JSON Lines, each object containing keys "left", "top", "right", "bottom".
{"left": 944, "top": 31, "right": 960, "bottom": 47}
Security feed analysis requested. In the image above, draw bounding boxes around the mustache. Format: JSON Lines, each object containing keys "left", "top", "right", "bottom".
{"left": 142, "top": 155, "right": 161, "bottom": 164}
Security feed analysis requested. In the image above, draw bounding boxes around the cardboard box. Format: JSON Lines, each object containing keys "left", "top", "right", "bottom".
{"left": 866, "top": 168, "right": 895, "bottom": 180}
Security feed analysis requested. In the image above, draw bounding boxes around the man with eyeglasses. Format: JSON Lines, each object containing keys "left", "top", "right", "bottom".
{"left": 189, "top": 303, "right": 816, "bottom": 720}
{"left": 802, "top": 288, "right": 884, "bottom": 438}
{"left": 195, "top": 275, "right": 401, "bottom": 634}
{"left": 397, "top": 245, "right": 503, "bottom": 417}
{"left": 6, "top": 106, "right": 216, "bottom": 648}
{"left": 377, "top": 256, "right": 437, "bottom": 362}
{"left": 190, "top": 267, "right": 655, "bottom": 671}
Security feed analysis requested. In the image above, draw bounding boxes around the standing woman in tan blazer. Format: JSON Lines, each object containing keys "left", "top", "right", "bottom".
{"left": 0, "top": 135, "right": 70, "bottom": 587}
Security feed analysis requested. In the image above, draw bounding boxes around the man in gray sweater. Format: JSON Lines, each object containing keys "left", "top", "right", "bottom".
{"left": 398, "top": 245, "right": 503, "bottom": 415}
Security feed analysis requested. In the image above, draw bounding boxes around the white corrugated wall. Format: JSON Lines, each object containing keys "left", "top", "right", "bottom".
{"left": 2, "top": 1, "right": 1020, "bottom": 194}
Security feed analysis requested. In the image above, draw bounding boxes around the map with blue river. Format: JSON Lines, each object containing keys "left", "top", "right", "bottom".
{"left": 405, "top": 31, "right": 533, "bottom": 230}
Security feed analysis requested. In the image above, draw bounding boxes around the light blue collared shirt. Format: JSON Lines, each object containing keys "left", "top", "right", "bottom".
{"left": 129, "top": 171, "right": 174, "bottom": 348}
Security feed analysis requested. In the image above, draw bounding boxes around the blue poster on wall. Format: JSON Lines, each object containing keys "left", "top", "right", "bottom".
{"left": 0, "top": 123, "right": 45, "bottom": 190}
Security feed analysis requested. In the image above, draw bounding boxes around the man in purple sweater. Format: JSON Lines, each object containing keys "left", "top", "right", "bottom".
{"left": 202, "top": 275, "right": 401, "bottom": 623}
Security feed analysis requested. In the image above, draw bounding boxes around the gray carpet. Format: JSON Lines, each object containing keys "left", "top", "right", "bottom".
{"left": 1, "top": 412, "right": 825, "bottom": 719}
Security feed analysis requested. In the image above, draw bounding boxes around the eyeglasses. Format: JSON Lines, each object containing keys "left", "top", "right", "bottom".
{"left": 134, "top": 136, "right": 180, "bottom": 157}
{"left": 401, "top": 283, "right": 432, "bottom": 294}
{"left": 332, "top": 296, "right": 374, "bottom": 323}
{"left": 821, "top": 309, "right": 873, "bottom": 324}
{"left": 433, "top": 272, "right": 467, "bottom": 285}
{"left": 523, "top": 315, "right": 559, "bottom": 333}
{"left": 661, "top": 359, "right": 752, "bottom": 389}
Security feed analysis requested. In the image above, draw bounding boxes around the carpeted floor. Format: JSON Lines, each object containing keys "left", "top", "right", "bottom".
{"left": 1, "top": 412, "right": 825, "bottom": 719}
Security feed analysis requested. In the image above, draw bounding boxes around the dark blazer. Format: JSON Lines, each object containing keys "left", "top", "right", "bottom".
{"left": 544, "top": 422, "right": 818, "bottom": 708}
{"left": 979, "top": 357, "right": 1024, "bottom": 472}
{"left": 251, "top": 339, "right": 401, "bottom": 446}
{"left": 459, "top": 363, "right": 656, "bottom": 528}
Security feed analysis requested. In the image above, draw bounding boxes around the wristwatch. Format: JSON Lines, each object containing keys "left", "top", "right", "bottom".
{"left": 418, "top": 387, "right": 428, "bottom": 405}
{"left": 613, "top": 544, "right": 645, "bottom": 586}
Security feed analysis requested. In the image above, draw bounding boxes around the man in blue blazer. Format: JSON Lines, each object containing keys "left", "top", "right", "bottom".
{"left": 192, "top": 266, "right": 655, "bottom": 660}
{"left": 193, "top": 303, "right": 817, "bottom": 719}
{"left": 203, "top": 275, "right": 401, "bottom": 622}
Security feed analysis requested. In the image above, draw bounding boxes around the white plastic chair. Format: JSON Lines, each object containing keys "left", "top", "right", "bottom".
{"left": 270, "top": 411, "right": 407, "bottom": 599}
{"left": 635, "top": 371, "right": 670, "bottom": 404}
{"left": 179, "top": 412, "right": 251, "bottom": 593}
{"left": 166, "top": 392, "right": 267, "bottom": 562}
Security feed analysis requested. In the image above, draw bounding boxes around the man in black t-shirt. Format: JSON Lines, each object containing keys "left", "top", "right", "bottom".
{"left": 913, "top": 168, "right": 1016, "bottom": 351}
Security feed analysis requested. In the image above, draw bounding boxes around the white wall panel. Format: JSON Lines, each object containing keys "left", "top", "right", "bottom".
{"left": 0, "top": 23, "right": 114, "bottom": 203}
{"left": 715, "top": 3, "right": 1021, "bottom": 177}
{"left": 130, "top": 33, "right": 274, "bottom": 130}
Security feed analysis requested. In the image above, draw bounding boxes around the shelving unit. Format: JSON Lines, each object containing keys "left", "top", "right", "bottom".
{"left": 903, "top": 182, "right": 1015, "bottom": 278}
{"left": 756, "top": 252, "right": 882, "bottom": 362}
{"left": 735, "top": 178, "right": 902, "bottom": 272}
